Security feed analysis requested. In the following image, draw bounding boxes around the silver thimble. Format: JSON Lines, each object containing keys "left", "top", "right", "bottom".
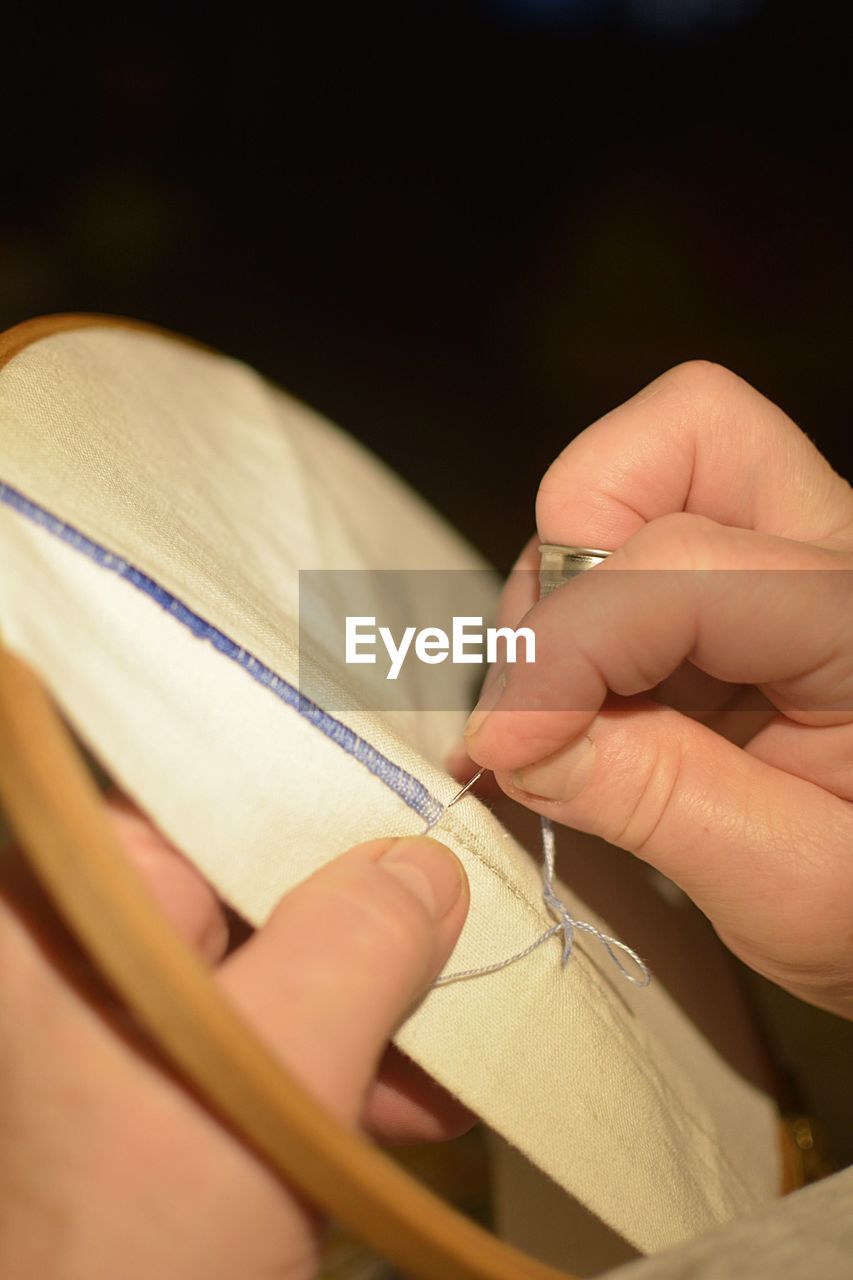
{"left": 538, "top": 543, "right": 612, "bottom": 598}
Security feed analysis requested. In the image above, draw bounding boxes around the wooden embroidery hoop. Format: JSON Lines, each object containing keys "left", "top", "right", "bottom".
{"left": 0, "top": 313, "right": 576, "bottom": 1280}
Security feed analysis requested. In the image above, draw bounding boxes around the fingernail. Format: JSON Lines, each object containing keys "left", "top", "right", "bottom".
{"left": 512, "top": 735, "right": 596, "bottom": 803}
{"left": 464, "top": 667, "right": 506, "bottom": 739}
{"left": 380, "top": 838, "right": 466, "bottom": 919}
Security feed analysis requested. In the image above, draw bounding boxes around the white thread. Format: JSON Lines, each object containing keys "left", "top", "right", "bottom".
{"left": 427, "top": 775, "right": 651, "bottom": 989}
{"left": 427, "top": 544, "right": 650, "bottom": 988}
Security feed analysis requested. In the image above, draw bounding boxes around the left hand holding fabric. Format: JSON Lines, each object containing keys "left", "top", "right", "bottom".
{"left": 0, "top": 792, "right": 470, "bottom": 1280}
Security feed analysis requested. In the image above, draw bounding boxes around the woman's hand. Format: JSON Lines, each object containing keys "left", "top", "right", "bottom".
{"left": 0, "top": 793, "right": 470, "bottom": 1279}
{"left": 464, "top": 361, "right": 853, "bottom": 1020}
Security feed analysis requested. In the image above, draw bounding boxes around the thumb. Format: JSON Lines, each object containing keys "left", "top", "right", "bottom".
{"left": 216, "top": 838, "right": 469, "bottom": 1123}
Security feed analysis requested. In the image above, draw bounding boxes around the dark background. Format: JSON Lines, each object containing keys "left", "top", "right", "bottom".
{"left": 2, "top": 0, "right": 852, "bottom": 568}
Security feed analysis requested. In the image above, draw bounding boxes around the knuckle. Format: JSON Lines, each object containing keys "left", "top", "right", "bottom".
{"left": 535, "top": 361, "right": 740, "bottom": 509}
{"left": 664, "top": 358, "right": 740, "bottom": 403}
{"left": 656, "top": 360, "right": 745, "bottom": 447}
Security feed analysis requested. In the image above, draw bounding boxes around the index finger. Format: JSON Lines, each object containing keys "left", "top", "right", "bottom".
{"left": 537, "top": 361, "right": 853, "bottom": 551}
{"left": 465, "top": 520, "right": 853, "bottom": 772}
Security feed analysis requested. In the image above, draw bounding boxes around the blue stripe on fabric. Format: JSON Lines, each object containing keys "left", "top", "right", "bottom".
{"left": 0, "top": 480, "right": 444, "bottom": 826}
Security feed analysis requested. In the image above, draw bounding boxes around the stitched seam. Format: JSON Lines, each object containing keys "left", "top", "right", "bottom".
{"left": 0, "top": 481, "right": 444, "bottom": 825}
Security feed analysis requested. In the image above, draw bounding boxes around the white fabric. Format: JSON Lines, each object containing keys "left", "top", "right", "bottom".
{"left": 0, "top": 324, "right": 780, "bottom": 1255}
